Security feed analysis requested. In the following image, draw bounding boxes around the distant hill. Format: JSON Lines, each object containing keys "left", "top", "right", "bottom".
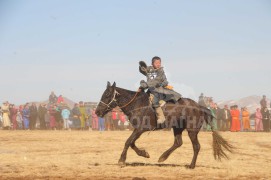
{"left": 217, "top": 95, "right": 270, "bottom": 113}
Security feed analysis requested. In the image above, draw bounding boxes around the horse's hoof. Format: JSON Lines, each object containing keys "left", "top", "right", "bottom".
{"left": 158, "top": 156, "right": 166, "bottom": 163}
{"left": 118, "top": 161, "right": 126, "bottom": 167}
{"left": 185, "top": 164, "right": 195, "bottom": 169}
{"left": 145, "top": 152, "right": 150, "bottom": 158}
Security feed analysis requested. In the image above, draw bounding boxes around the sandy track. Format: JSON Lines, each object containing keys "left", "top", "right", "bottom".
{"left": 0, "top": 130, "right": 270, "bottom": 179}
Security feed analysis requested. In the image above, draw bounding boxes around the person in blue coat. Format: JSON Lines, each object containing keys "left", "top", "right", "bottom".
{"left": 98, "top": 117, "right": 105, "bottom": 132}
{"left": 61, "top": 106, "right": 71, "bottom": 130}
{"left": 22, "top": 104, "right": 30, "bottom": 130}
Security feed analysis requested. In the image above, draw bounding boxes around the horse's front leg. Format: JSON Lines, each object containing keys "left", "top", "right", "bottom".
{"left": 130, "top": 131, "right": 149, "bottom": 158}
{"left": 118, "top": 129, "right": 142, "bottom": 166}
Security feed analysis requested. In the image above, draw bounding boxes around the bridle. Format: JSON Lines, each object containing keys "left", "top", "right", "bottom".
{"left": 99, "top": 90, "right": 120, "bottom": 111}
{"left": 99, "top": 88, "right": 141, "bottom": 111}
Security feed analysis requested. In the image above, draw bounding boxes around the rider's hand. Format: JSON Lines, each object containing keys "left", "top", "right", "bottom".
{"left": 155, "top": 83, "right": 161, "bottom": 88}
{"left": 140, "top": 80, "right": 148, "bottom": 89}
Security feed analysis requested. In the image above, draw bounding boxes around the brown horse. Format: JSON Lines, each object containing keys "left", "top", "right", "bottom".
{"left": 95, "top": 82, "right": 234, "bottom": 169}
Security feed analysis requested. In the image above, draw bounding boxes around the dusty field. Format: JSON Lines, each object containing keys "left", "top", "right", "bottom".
{"left": 0, "top": 130, "right": 270, "bottom": 180}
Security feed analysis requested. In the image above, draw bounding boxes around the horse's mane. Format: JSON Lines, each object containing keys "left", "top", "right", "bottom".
{"left": 116, "top": 87, "right": 137, "bottom": 94}
{"left": 116, "top": 87, "right": 149, "bottom": 98}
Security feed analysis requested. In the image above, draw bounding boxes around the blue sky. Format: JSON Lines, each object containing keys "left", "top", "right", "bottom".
{"left": 0, "top": 0, "right": 271, "bottom": 104}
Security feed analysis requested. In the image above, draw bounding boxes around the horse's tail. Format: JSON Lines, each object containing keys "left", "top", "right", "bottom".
{"left": 202, "top": 107, "right": 235, "bottom": 160}
{"left": 212, "top": 130, "right": 234, "bottom": 160}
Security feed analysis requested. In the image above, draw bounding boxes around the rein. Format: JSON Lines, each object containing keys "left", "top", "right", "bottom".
{"left": 99, "top": 88, "right": 141, "bottom": 110}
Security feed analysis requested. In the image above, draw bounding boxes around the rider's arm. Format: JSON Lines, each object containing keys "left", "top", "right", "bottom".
{"left": 157, "top": 68, "right": 168, "bottom": 87}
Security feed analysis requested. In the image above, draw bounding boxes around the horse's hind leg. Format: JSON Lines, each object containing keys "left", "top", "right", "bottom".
{"left": 130, "top": 133, "right": 150, "bottom": 158}
{"left": 186, "top": 130, "right": 200, "bottom": 169}
{"left": 118, "top": 129, "right": 144, "bottom": 166}
{"left": 158, "top": 127, "right": 184, "bottom": 163}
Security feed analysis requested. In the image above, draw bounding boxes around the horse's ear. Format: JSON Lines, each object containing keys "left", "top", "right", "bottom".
{"left": 107, "top": 81, "right": 111, "bottom": 88}
{"left": 112, "top": 82, "right": 116, "bottom": 88}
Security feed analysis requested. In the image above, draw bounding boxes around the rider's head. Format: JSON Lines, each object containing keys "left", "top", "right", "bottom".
{"left": 152, "top": 56, "right": 161, "bottom": 69}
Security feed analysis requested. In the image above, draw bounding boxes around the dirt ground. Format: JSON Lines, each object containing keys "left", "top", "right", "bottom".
{"left": 0, "top": 130, "right": 270, "bottom": 180}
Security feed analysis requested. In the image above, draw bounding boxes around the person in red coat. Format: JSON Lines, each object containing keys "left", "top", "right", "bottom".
{"left": 91, "top": 108, "right": 99, "bottom": 130}
{"left": 112, "top": 109, "right": 119, "bottom": 130}
{"left": 119, "top": 112, "right": 127, "bottom": 130}
{"left": 230, "top": 105, "right": 241, "bottom": 132}
{"left": 57, "top": 95, "right": 64, "bottom": 104}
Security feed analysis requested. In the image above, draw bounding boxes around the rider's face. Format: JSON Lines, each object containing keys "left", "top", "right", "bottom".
{"left": 152, "top": 60, "right": 161, "bottom": 69}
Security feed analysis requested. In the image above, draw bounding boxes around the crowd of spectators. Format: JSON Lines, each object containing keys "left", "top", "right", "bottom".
{"left": 1, "top": 92, "right": 270, "bottom": 132}
{"left": 0, "top": 92, "right": 131, "bottom": 131}
{"left": 199, "top": 94, "right": 270, "bottom": 132}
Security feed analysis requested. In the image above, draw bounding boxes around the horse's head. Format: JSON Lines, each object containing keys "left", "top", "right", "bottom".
{"left": 95, "top": 81, "right": 119, "bottom": 117}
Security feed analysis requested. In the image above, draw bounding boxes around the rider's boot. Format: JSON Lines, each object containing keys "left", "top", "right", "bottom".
{"left": 155, "top": 106, "right": 166, "bottom": 124}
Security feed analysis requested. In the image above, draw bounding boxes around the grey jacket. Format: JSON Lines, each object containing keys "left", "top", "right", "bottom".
{"left": 145, "top": 66, "right": 168, "bottom": 88}
{"left": 140, "top": 65, "right": 182, "bottom": 102}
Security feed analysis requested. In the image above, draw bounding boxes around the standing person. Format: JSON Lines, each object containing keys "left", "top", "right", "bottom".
{"left": 255, "top": 108, "right": 263, "bottom": 132}
{"left": 16, "top": 110, "right": 23, "bottom": 130}
{"left": 208, "top": 105, "right": 217, "bottom": 131}
{"left": 29, "top": 103, "right": 38, "bottom": 130}
{"left": 104, "top": 111, "right": 112, "bottom": 131}
{"left": 22, "top": 104, "right": 30, "bottom": 130}
{"left": 48, "top": 105, "right": 57, "bottom": 130}
{"left": 79, "top": 101, "right": 87, "bottom": 130}
{"left": 10, "top": 104, "right": 18, "bottom": 130}
{"left": 49, "top": 91, "right": 58, "bottom": 105}
{"left": 119, "top": 112, "right": 126, "bottom": 131}
{"left": 239, "top": 108, "right": 244, "bottom": 132}
{"left": 212, "top": 103, "right": 221, "bottom": 130}
{"left": 71, "top": 103, "right": 81, "bottom": 129}
{"left": 221, "top": 105, "right": 231, "bottom": 131}
{"left": 98, "top": 117, "right": 105, "bottom": 132}
{"left": 260, "top": 95, "right": 268, "bottom": 110}
{"left": 19, "top": 105, "right": 24, "bottom": 129}
{"left": 198, "top": 93, "right": 207, "bottom": 107}
{"left": 242, "top": 107, "right": 251, "bottom": 131}
{"left": 61, "top": 106, "right": 71, "bottom": 130}
{"left": 91, "top": 108, "right": 99, "bottom": 130}
{"left": 1, "top": 102, "right": 11, "bottom": 130}
{"left": 230, "top": 105, "right": 241, "bottom": 132}
{"left": 8, "top": 104, "right": 13, "bottom": 121}
{"left": 86, "top": 107, "right": 92, "bottom": 131}
{"left": 45, "top": 111, "right": 50, "bottom": 129}
{"left": 38, "top": 103, "right": 47, "bottom": 130}
{"left": 57, "top": 95, "right": 64, "bottom": 104}
{"left": 205, "top": 103, "right": 217, "bottom": 131}
{"left": 261, "top": 107, "right": 270, "bottom": 132}
{"left": 112, "top": 109, "right": 119, "bottom": 131}
{"left": 54, "top": 105, "right": 63, "bottom": 130}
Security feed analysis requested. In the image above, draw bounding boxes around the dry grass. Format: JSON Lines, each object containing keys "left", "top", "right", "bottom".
{"left": 0, "top": 130, "right": 270, "bottom": 179}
